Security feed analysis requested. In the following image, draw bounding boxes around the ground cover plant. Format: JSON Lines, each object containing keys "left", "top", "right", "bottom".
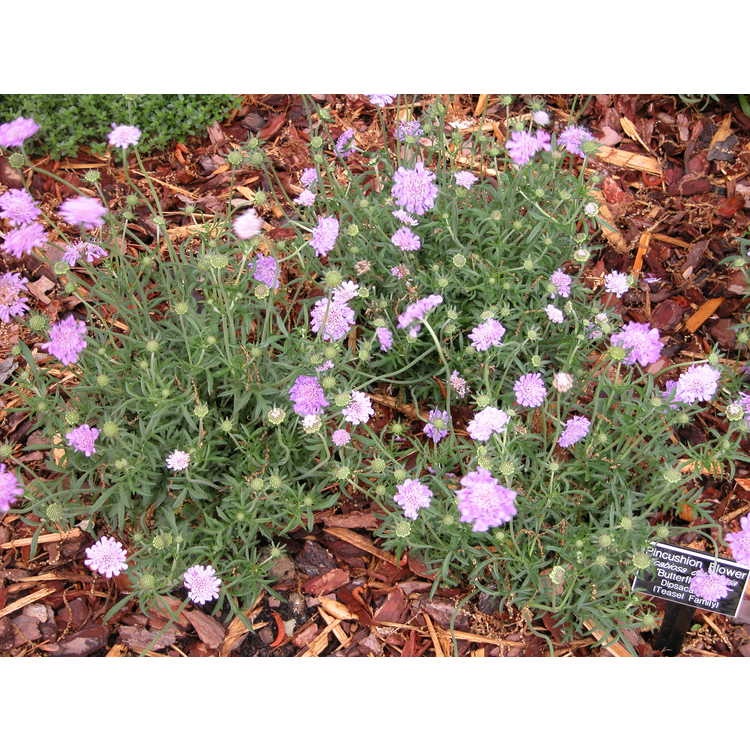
{"left": 1, "top": 95, "right": 749, "bottom": 651}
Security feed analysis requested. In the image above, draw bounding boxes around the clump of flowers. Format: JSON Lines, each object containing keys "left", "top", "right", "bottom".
{"left": 669, "top": 364, "right": 721, "bottom": 405}
{"left": 183, "top": 564, "right": 222, "bottom": 605}
{"left": 84, "top": 536, "right": 128, "bottom": 578}
{"left": 610, "top": 322, "right": 663, "bottom": 367}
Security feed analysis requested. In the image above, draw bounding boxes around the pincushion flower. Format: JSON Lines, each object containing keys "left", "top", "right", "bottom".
{"left": 557, "top": 416, "right": 591, "bottom": 448}
{"left": 310, "top": 216, "right": 339, "bottom": 257}
{"left": 391, "top": 161, "right": 438, "bottom": 216}
{"left": 454, "top": 171, "right": 478, "bottom": 189}
{"left": 310, "top": 298, "right": 356, "bottom": 342}
{"left": 506, "top": 129, "right": 551, "bottom": 166}
{"left": 469, "top": 318, "right": 506, "bottom": 351}
{"left": 334, "top": 129, "right": 356, "bottom": 157}
{"left": 395, "top": 120, "right": 423, "bottom": 142}
{"left": 0, "top": 272, "right": 29, "bottom": 323}
{"left": 376, "top": 326, "right": 393, "bottom": 352}
{"left": 2, "top": 221, "right": 48, "bottom": 258}
{"left": 396, "top": 294, "right": 442, "bottom": 337}
{"left": 342, "top": 391, "right": 374, "bottom": 425}
{"left": 0, "top": 117, "right": 39, "bottom": 148}
{"left": 467, "top": 407, "right": 509, "bottom": 442}
{"left": 108, "top": 123, "right": 141, "bottom": 148}
{"left": 391, "top": 226, "right": 421, "bottom": 251}
{"left": 289, "top": 375, "right": 329, "bottom": 416}
{"left": 514, "top": 372, "right": 547, "bottom": 408}
{"left": 610, "top": 322, "right": 663, "bottom": 367}
{"left": 456, "top": 467, "right": 517, "bottom": 532}
{"left": 552, "top": 372, "right": 574, "bottom": 393}
{"left": 58, "top": 196, "right": 107, "bottom": 230}
{"left": 300, "top": 168, "right": 318, "bottom": 187}
{"left": 0, "top": 188, "right": 41, "bottom": 226}
{"left": 392, "top": 209, "right": 418, "bottom": 226}
{"left": 233, "top": 208, "right": 263, "bottom": 239}
{"left": 688, "top": 569, "right": 733, "bottom": 601}
{"left": 331, "top": 429, "right": 351, "bottom": 447}
{"left": 251, "top": 254, "right": 279, "bottom": 289}
{"left": 558, "top": 124, "right": 595, "bottom": 157}
{"left": 533, "top": 110, "right": 550, "bottom": 126}
{"left": 423, "top": 408, "right": 451, "bottom": 444}
{"left": 40, "top": 316, "right": 87, "bottom": 366}
{"left": 65, "top": 424, "right": 100, "bottom": 457}
{"left": 294, "top": 189, "right": 316, "bottom": 207}
{"left": 165, "top": 449, "right": 191, "bottom": 471}
{"left": 604, "top": 270, "right": 630, "bottom": 297}
{"left": 393, "top": 478, "right": 433, "bottom": 520}
{"left": 550, "top": 268, "right": 572, "bottom": 298}
{"left": 0, "top": 463, "right": 23, "bottom": 513}
{"left": 672, "top": 364, "right": 721, "bottom": 404}
{"left": 725, "top": 514, "right": 750, "bottom": 566}
{"left": 368, "top": 94, "right": 395, "bottom": 107}
{"left": 183, "top": 565, "right": 222, "bottom": 605}
{"left": 450, "top": 370, "right": 468, "bottom": 397}
{"left": 62, "top": 241, "right": 107, "bottom": 265}
{"left": 84, "top": 536, "right": 128, "bottom": 578}
{"left": 545, "top": 304, "right": 564, "bottom": 323}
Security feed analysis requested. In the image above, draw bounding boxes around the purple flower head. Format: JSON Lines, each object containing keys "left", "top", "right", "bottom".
{"left": 423, "top": 408, "right": 451, "bottom": 444}
{"left": 85, "top": 536, "right": 128, "bottom": 578}
{"left": 332, "top": 280, "right": 359, "bottom": 304}
{"left": 0, "top": 188, "right": 41, "bottom": 226}
{"left": 391, "top": 226, "right": 421, "bottom": 252}
{"left": 467, "top": 407, "right": 509, "bottom": 442}
{"left": 251, "top": 254, "right": 279, "bottom": 289}
{"left": 334, "top": 129, "right": 357, "bottom": 158}
{"left": 557, "top": 416, "right": 591, "bottom": 448}
{"left": 391, "top": 161, "right": 438, "bottom": 216}
{"left": 550, "top": 268, "right": 572, "bottom": 298}
{"left": 604, "top": 270, "right": 630, "bottom": 298}
{"left": 62, "top": 241, "right": 108, "bottom": 266}
{"left": 315, "top": 359, "right": 334, "bottom": 373}
{"left": 392, "top": 209, "right": 418, "bottom": 226}
{"left": 469, "top": 318, "right": 506, "bottom": 352}
{"left": 396, "top": 294, "right": 442, "bottom": 337}
{"left": 558, "top": 124, "right": 595, "bottom": 157}
{"left": 545, "top": 304, "right": 564, "bottom": 323}
{"left": 58, "top": 196, "right": 107, "bottom": 230}
{"left": 610, "top": 322, "right": 663, "bottom": 367}
{"left": 689, "top": 568, "right": 733, "bottom": 602}
{"left": 454, "top": 171, "right": 478, "bottom": 189}
{"left": 183, "top": 564, "right": 222, "bottom": 605}
{"left": 2, "top": 221, "right": 48, "bottom": 258}
{"left": 726, "top": 514, "right": 750, "bottom": 566}
{"left": 506, "top": 129, "right": 551, "bottom": 166}
{"left": 294, "top": 189, "right": 316, "bottom": 207}
{"left": 166, "top": 449, "right": 190, "bottom": 471}
{"left": 368, "top": 94, "right": 395, "bottom": 107}
{"left": 672, "top": 364, "right": 721, "bottom": 404}
{"left": 310, "top": 215, "right": 339, "bottom": 258}
{"left": 0, "top": 272, "right": 29, "bottom": 323}
{"left": 289, "top": 375, "right": 329, "bottom": 417}
{"left": 310, "top": 298, "right": 356, "bottom": 342}
{"left": 552, "top": 372, "right": 574, "bottom": 393}
{"left": 394, "top": 120, "right": 423, "bottom": 142}
{"left": 300, "top": 168, "right": 318, "bottom": 187}
{"left": 65, "top": 424, "right": 100, "bottom": 457}
{"left": 533, "top": 111, "right": 551, "bottom": 126}
{"left": 0, "top": 463, "right": 23, "bottom": 513}
{"left": 40, "top": 316, "right": 87, "bottom": 366}
{"left": 393, "top": 478, "right": 433, "bottom": 520}
{"left": 332, "top": 429, "right": 351, "bottom": 447}
{"left": 514, "top": 372, "right": 547, "bottom": 408}
{"left": 108, "top": 123, "right": 141, "bottom": 149}
{"left": 376, "top": 326, "right": 393, "bottom": 352}
{"left": 456, "top": 467, "right": 517, "bottom": 532}
{"left": 342, "top": 391, "right": 373, "bottom": 425}
{"left": 390, "top": 265, "right": 408, "bottom": 280}
{"left": 233, "top": 208, "right": 263, "bottom": 239}
{"left": 0, "top": 117, "right": 39, "bottom": 148}
{"left": 450, "top": 370, "right": 469, "bottom": 398}
{"left": 740, "top": 392, "right": 750, "bottom": 426}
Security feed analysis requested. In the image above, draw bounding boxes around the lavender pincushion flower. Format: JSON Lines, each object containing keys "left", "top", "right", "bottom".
{"left": 557, "top": 416, "right": 591, "bottom": 448}
{"left": 251, "top": 254, "right": 280, "bottom": 289}
{"left": 423, "top": 408, "right": 450, "bottom": 444}
{"left": 368, "top": 94, "right": 395, "bottom": 107}
{"left": 40, "top": 316, "right": 87, "bottom": 366}
{"left": 726, "top": 514, "right": 750, "bottom": 566}
{"left": 610, "top": 322, "right": 663, "bottom": 367}
{"left": 467, "top": 407, "right": 509, "bottom": 442}
{"left": 289, "top": 375, "right": 329, "bottom": 417}
{"left": 604, "top": 270, "right": 630, "bottom": 298}
{"left": 342, "top": 391, "right": 373, "bottom": 425}
{"left": 450, "top": 370, "right": 468, "bottom": 397}
{"left": 294, "top": 189, "right": 316, "bottom": 207}
{"left": 183, "top": 564, "right": 222, "bottom": 605}
{"left": 393, "top": 478, "right": 433, "bottom": 520}
{"left": 456, "top": 467, "right": 517, "bottom": 532}
{"left": 310, "top": 298, "right": 355, "bottom": 342}
{"left": 65, "top": 424, "right": 100, "bottom": 457}
{"left": 558, "top": 124, "right": 595, "bottom": 157}
{"left": 63, "top": 241, "right": 108, "bottom": 266}
{"left": 545, "top": 304, "right": 564, "bottom": 323}
{"left": 397, "top": 294, "right": 442, "bottom": 337}
{"left": 2, "top": 221, "right": 48, "bottom": 258}
{"left": 84, "top": 536, "right": 128, "bottom": 578}
{"left": 391, "top": 226, "right": 421, "bottom": 252}
{"left": 108, "top": 123, "right": 141, "bottom": 148}
{"left": 392, "top": 209, "right": 418, "bottom": 226}
{"left": 0, "top": 117, "right": 39, "bottom": 148}
{"left": 454, "top": 171, "right": 478, "bottom": 189}
{"left": 672, "top": 364, "right": 721, "bottom": 404}
{"left": 0, "top": 188, "right": 41, "bottom": 226}
{"left": 0, "top": 272, "right": 29, "bottom": 323}
{"left": 514, "top": 373, "right": 547, "bottom": 408}
{"left": 334, "top": 129, "right": 356, "bottom": 157}
{"left": 310, "top": 216, "right": 339, "bottom": 257}
{"left": 233, "top": 208, "right": 263, "bottom": 239}
{"left": 469, "top": 318, "right": 506, "bottom": 351}
{"left": 166, "top": 449, "right": 191, "bottom": 471}
{"left": 506, "top": 129, "right": 551, "bottom": 166}
{"left": 331, "top": 429, "right": 351, "bottom": 447}
{"left": 300, "top": 168, "right": 318, "bottom": 187}
{"left": 550, "top": 268, "right": 572, "bottom": 298}
{"left": 58, "top": 196, "right": 107, "bottom": 230}
{"left": 391, "top": 161, "right": 438, "bottom": 216}
{"left": 395, "top": 120, "right": 423, "bottom": 142}
{"left": 376, "top": 326, "right": 393, "bottom": 352}
{"left": 0, "top": 463, "right": 23, "bottom": 513}
{"left": 688, "top": 569, "right": 733, "bottom": 601}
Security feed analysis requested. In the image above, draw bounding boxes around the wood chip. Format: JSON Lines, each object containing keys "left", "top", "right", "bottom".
{"left": 0, "top": 528, "right": 83, "bottom": 550}
{"left": 106, "top": 643, "right": 128, "bottom": 657}
{"left": 589, "top": 189, "right": 629, "bottom": 253}
{"left": 708, "top": 113, "right": 733, "bottom": 150}
{"left": 592, "top": 145, "right": 663, "bottom": 176}
{"left": 582, "top": 620, "right": 635, "bottom": 656}
{"left": 632, "top": 231, "right": 651, "bottom": 279}
{"left": 0, "top": 587, "right": 56, "bottom": 620}
{"left": 473, "top": 94, "right": 489, "bottom": 118}
{"left": 683, "top": 297, "right": 725, "bottom": 333}
{"left": 318, "top": 596, "right": 358, "bottom": 622}
{"left": 184, "top": 609, "right": 225, "bottom": 650}
{"left": 422, "top": 612, "right": 447, "bottom": 657}
{"left": 323, "top": 527, "right": 400, "bottom": 566}
{"left": 619, "top": 116, "right": 653, "bottom": 154}
{"left": 26, "top": 277, "right": 55, "bottom": 305}
{"left": 317, "top": 606, "right": 351, "bottom": 649}
{"left": 298, "top": 619, "right": 339, "bottom": 657}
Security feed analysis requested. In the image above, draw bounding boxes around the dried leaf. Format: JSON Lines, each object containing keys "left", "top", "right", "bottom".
{"left": 184, "top": 609, "right": 225, "bottom": 650}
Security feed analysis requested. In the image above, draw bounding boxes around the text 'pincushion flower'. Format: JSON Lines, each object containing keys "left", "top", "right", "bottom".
{"left": 85, "top": 536, "right": 128, "bottom": 578}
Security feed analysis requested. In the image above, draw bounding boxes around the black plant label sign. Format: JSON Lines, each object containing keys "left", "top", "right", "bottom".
{"left": 632, "top": 542, "right": 750, "bottom": 617}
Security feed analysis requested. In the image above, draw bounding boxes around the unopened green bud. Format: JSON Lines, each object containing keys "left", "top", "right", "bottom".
{"left": 174, "top": 301, "right": 189, "bottom": 315}
{"left": 102, "top": 421, "right": 118, "bottom": 438}
{"left": 220, "top": 418, "right": 233, "bottom": 433}
{"left": 7, "top": 152, "right": 26, "bottom": 169}
{"left": 84, "top": 169, "right": 100, "bottom": 183}
{"left": 393, "top": 468, "right": 407, "bottom": 482}
{"left": 452, "top": 254, "right": 467, "bottom": 269}
{"left": 267, "top": 407, "right": 286, "bottom": 426}
{"left": 663, "top": 467, "right": 682, "bottom": 484}
{"left": 254, "top": 284, "right": 270, "bottom": 299}
{"left": 114, "top": 458, "right": 128, "bottom": 470}
{"left": 549, "top": 566, "right": 566, "bottom": 586}
{"left": 598, "top": 534, "right": 613, "bottom": 549}
{"left": 370, "top": 457, "right": 386, "bottom": 474}
{"left": 269, "top": 473, "right": 283, "bottom": 490}
{"left": 249, "top": 477, "right": 265, "bottom": 492}
{"left": 45, "top": 503, "right": 65, "bottom": 522}
{"left": 310, "top": 135, "right": 323, "bottom": 149}
{"left": 28, "top": 314, "right": 47, "bottom": 332}
{"left": 145, "top": 339, "right": 160, "bottom": 353}
{"left": 333, "top": 392, "right": 351, "bottom": 408}
{"left": 227, "top": 150, "right": 243, "bottom": 166}
{"left": 64, "top": 410, "right": 80, "bottom": 425}
{"left": 96, "top": 374, "right": 110, "bottom": 387}
{"left": 632, "top": 552, "right": 651, "bottom": 570}
{"left": 193, "top": 403, "right": 209, "bottom": 419}
{"left": 394, "top": 520, "right": 412, "bottom": 538}
{"left": 207, "top": 253, "right": 229, "bottom": 270}
{"left": 324, "top": 270, "right": 343, "bottom": 288}
{"left": 53, "top": 261, "right": 70, "bottom": 275}
{"left": 334, "top": 466, "right": 351, "bottom": 482}
{"left": 609, "top": 346, "right": 627, "bottom": 362}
